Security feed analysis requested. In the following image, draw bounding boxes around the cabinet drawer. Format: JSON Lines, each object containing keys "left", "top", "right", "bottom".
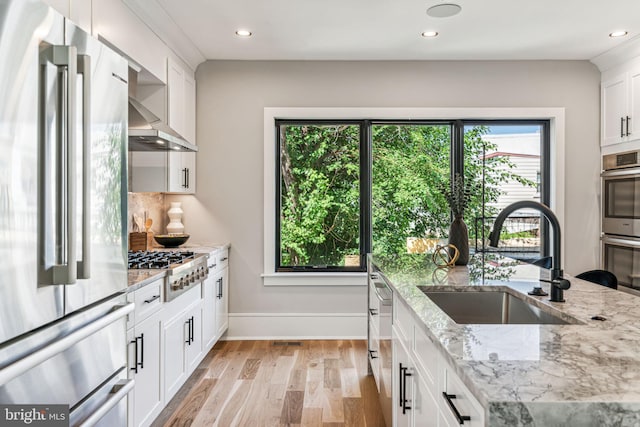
{"left": 413, "top": 324, "right": 438, "bottom": 388}
{"left": 134, "top": 280, "right": 163, "bottom": 323}
{"left": 216, "top": 248, "right": 229, "bottom": 270}
{"left": 441, "top": 366, "right": 484, "bottom": 427}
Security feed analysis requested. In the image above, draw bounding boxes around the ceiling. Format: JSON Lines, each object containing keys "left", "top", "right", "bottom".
{"left": 136, "top": 0, "right": 640, "bottom": 62}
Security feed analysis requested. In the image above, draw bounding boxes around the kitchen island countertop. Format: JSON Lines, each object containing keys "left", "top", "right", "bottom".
{"left": 370, "top": 253, "right": 640, "bottom": 426}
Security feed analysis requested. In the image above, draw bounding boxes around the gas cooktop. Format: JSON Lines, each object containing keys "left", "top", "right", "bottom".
{"left": 127, "top": 250, "right": 196, "bottom": 269}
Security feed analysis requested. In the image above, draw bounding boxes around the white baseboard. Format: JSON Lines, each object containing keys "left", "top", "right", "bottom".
{"left": 226, "top": 312, "right": 367, "bottom": 340}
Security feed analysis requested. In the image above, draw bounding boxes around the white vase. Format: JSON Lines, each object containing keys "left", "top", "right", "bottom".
{"left": 166, "top": 202, "right": 185, "bottom": 234}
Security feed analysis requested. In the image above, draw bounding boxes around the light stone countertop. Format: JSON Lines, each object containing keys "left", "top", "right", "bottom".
{"left": 127, "top": 269, "right": 166, "bottom": 292}
{"left": 370, "top": 252, "right": 640, "bottom": 427}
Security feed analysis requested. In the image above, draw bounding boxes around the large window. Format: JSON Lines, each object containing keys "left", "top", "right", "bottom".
{"left": 276, "top": 121, "right": 367, "bottom": 271}
{"left": 275, "top": 119, "right": 550, "bottom": 272}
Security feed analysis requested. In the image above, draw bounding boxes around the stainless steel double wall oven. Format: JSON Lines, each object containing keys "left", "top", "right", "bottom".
{"left": 602, "top": 150, "right": 640, "bottom": 290}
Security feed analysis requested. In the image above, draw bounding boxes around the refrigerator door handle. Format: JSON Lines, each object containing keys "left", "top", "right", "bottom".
{"left": 77, "top": 54, "right": 91, "bottom": 280}
{"left": 74, "top": 378, "right": 134, "bottom": 427}
{"left": 0, "top": 302, "right": 133, "bottom": 385}
{"left": 38, "top": 45, "right": 78, "bottom": 286}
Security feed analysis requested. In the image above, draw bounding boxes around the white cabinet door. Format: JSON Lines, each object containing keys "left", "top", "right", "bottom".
{"left": 167, "top": 57, "right": 185, "bottom": 139}
{"left": 602, "top": 73, "right": 628, "bottom": 146}
{"left": 413, "top": 370, "right": 438, "bottom": 427}
{"left": 131, "top": 311, "right": 163, "bottom": 427}
{"left": 202, "top": 273, "right": 217, "bottom": 351}
{"left": 163, "top": 310, "right": 188, "bottom": 402}
{"left": 215, "top": 267, "right": 229, "bottom": 339}
{"left": 185, "top": 300, "right": 203, "bottom": 373}
{"left": 167, "top": 152, "right": 196, "bottom": 194}
{"left": 393, "top": 326, "right": 412, "bottom": 427}
{"left": 629, "top": 66, "right": 640, "bottom": 141}
{"left": 184, "top": 74, "right": 197, "bottom": 145}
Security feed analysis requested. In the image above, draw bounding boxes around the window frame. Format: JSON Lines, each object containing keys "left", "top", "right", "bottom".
{"left": 263, "top": 107, "right": 565, "bottom": 286}
{"left": 275, "top": 119, "right": 370, "bottom": 272}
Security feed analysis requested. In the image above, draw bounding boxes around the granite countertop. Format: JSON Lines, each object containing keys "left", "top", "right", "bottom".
{"left": 127, "top": 269, "right": 166, "bottom": 291}
{"left": 127, "top": 243, "right": 230, "bottom": 291}
{"left": 370, "top": 252, "right": 640, "bottom": 426}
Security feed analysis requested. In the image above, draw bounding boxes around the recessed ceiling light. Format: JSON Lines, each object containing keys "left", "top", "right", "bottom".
{"left": 235, "top": 29, "right": 252, "bottom": 37}
{"left": 426, "top": 3, "right": 462, "bottom": 18}
{"left": 421, "top": 31, "right": 439, "bottom": 38}
{"left": 609, "top": 30, "right": 628, "bottom": 38}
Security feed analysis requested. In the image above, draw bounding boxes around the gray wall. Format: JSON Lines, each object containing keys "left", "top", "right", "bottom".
{"left": 173, "top": 60, "right": 601, "bottom": 317}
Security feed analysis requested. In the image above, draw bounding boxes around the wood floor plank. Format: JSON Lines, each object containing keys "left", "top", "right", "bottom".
{"left": 321, "top": 388, "right": 345, "bottom": 423}
{"left": 239, "top": 358, "right": 261, "bottom": 379}
{"left": 153, "top": 340, "right": 384, "bottom": 427}
{"left": 340, "top": 368, "right": 361, "bottom": 398}
{"left": 300, "top": 408, "right": 323, "bottom": 427}
{"left": 324, "top": 359, "right": 342, "bottom": 389}
{"left": 343, "top": 397, "right": 365, "bottom": 427}
{"left": 280, "top": 390, "right": 305, "bottom": 424}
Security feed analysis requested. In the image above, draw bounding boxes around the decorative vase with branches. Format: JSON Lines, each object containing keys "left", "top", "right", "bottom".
{"left": 437, "top": 173, "right": 477, "bottom": 265}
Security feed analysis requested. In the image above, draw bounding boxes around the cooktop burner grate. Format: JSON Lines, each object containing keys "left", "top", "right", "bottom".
{"left": 127, "top": 250, "right": 195, "bottom": 269}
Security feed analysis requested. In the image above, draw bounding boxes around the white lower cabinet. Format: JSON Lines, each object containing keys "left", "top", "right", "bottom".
{"left": 214, "top": 266, "right": 229, "bottom": 339}
{"left": 392, "top": 297, "right": 485, "bottom": 427}
{"left": 202, "top": 272, "right": 217, "bottom": 350}
{"left": 163, "top": 286, "right": 203, "bottom": 402}
{"left": 392, "top": 324, "right": 438, "bottom": 427}
{"left": 127, "top": 280, "right": 164, "bottom": 427}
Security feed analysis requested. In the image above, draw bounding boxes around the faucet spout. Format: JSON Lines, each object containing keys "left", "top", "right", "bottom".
{"left": 488, "top": 200, "right": 569, "bottom": 302}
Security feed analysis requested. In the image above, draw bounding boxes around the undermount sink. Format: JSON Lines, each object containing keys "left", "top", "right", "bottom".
{"left": 418, "top": 289, "right": 577, "bottom": 325}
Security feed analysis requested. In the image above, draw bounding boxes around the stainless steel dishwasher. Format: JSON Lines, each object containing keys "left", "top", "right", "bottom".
{"left": 367, "top": 267, "right": 393, "bottom": 427}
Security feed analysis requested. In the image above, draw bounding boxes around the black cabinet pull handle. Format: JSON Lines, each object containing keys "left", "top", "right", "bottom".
{"left": 190, "top": 316, "right": 195, "bottom": 343}
{"left": 185, "top": 319, "right": 191, "bottom": 345}
{"left": 402, "top": 366, "right": 412, "bottom": 414}
{"left": 627, "top": 116, "right": 631, "bottom": 136}
{"left": 369, "top": 308, "right": 378, "bottom": 316}
{"left": 186, "top": 168, "right": 190, "bottom": 189}
{"left": 130, "top": 338, "right": 139, "bottom": 373}
{"left": 217, "top": 277, "right": 223, "bottom": 299}
{"left": 139, "top": 333, "right": 144, "bottom": 369}
{"left": 368, "top": 349, "right": 378, "bottom": 359}
{"left": 622, "top": 117, "right": 625, "bottom": 138}
{"left": 143, "top": 295, "right": 160, "bottom": 304}
{"left": 182, "top": 168, "right": 188, "bottom": 188}
{"left": 442, "top": 392, "right": 471, "bottom": 424}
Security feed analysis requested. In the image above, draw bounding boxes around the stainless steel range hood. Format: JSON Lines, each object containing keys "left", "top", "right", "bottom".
{"left": 128, "top": 99, "right": 197, "bottom": 152}
{"left": 128, "top": 68, "right": 197, "bottom": 152}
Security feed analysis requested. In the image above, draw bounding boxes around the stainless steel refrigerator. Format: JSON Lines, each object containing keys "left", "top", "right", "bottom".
{"left": 0, "top": 1, "right": 133, "bottom": 425}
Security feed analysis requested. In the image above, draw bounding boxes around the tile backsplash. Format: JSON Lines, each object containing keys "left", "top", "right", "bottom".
{"left": 127, "top": 192, "right": 166, "bottom": 234}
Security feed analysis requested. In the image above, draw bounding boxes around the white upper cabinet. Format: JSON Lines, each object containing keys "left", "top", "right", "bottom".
{"left": 92, "top": 0, "right": 168, "bottom": 82}
{"left": 130, "top": 151, "right": 196, "bottom": 194}
{"left": 184, "top": 74, "right": 197, "bottom": 145}
{"left": 42, "top": 0, "right": 91, "bottom": 32}
{"left": 167, "top": 58, "right": 197, "bottom": 145}
{"left": 602, "top": 63, "right": 640, "bottom": 147}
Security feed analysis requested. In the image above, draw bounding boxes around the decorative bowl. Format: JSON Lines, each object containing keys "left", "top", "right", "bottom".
{"left": 154, "top": 234, "right": 190, "bottom": 248}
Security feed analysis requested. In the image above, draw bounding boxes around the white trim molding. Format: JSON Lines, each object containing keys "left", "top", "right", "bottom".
{"left": 227, "top": 312, "right": 367, "bottom": 340}
{"left": 264, "top": 107, "right": 566, "bottom": 286}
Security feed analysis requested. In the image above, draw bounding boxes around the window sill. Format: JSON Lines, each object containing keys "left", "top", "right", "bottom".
{"left": 261, "top": 272, "right": 367, "bottom": 286}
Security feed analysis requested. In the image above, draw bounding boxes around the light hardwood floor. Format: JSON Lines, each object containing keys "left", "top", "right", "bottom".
{"left": 151, "top": 340, "right": 385, "bottom": 427}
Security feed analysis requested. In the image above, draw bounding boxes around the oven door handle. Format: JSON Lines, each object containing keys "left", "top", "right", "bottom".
{"left": 602, "top": 236, "right": 640, "bottom": 248}
{"left": 601, "top": 169, "right": 640, "bottom": 178}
